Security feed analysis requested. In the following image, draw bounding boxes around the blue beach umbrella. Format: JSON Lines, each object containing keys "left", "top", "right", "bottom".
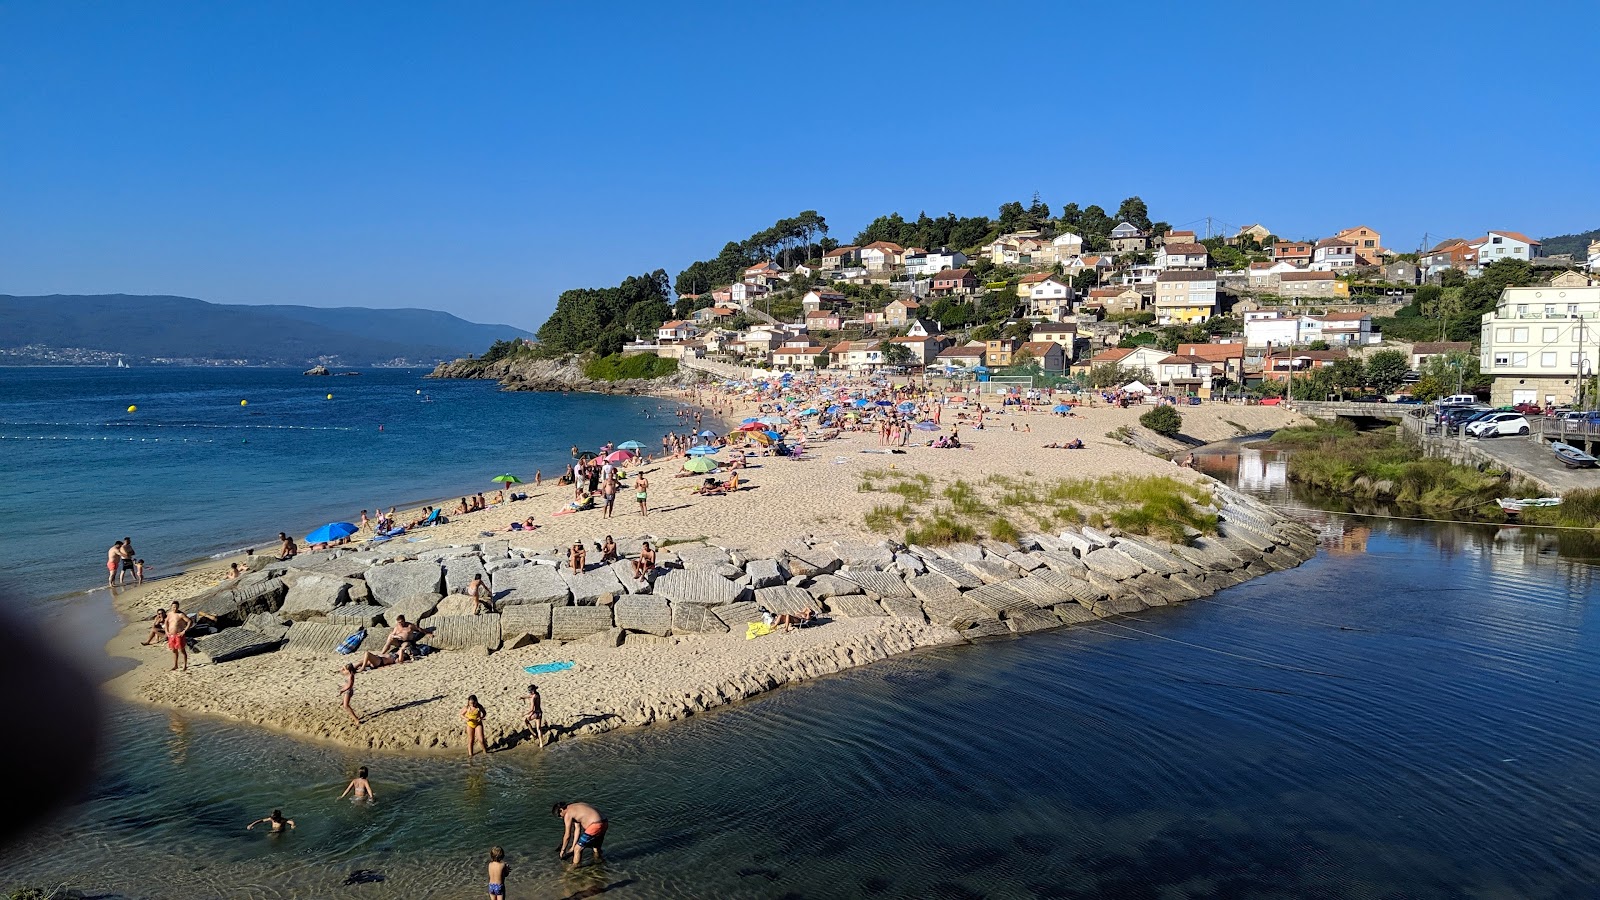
{"left": 617, "top": 440, "right": 645, "bottom": 451}
{"left": 687, "top": 445, "right": 720, "bottom": 456}
{"left": 853, "top": 399, "right": 871, "bottom": 408}
{"left": 1053, "top": 404, "right": 1071, "bottom": 413}
{"left": 742, "top": 417, "right": 760, "bottom": 424}
{"left": 897, "top": 401, "right": 916, "bottom": 410}
{"left": 697, "top": 429, "right": 717, "bottom": 437}
{"left": 306, "top": 522, "right": 358, "bottom": 544}
{"left": 762, "top": 430, "right": 782, "bottom": 440}
{"left": 801, "top": 408, "right": 819, "bottom": 416}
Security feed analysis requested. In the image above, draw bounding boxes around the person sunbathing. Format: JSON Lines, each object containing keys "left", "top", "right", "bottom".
{"left": 506, "top": 517, "right": 539, "bottom": 532}
{"left": 631, "top": 542, "right": 657, "bottom": 580}
{"left": 774, "top": 608, "right": 817, "bottom": 632}
{"left": 600, "top": 536, "right": 618, "bottom": 563}
{"left": 358, "top": 650, "right": 402, "bottom": 671}
{"left": 568, "top": 541, "right": 587, "bottom": 573}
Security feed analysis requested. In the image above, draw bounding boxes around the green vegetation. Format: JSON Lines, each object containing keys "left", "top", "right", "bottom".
{"left": 675, "top": 211, "right": 831, "bottom": 296}
{"left": 1375, "top": 258, "right": 1542, "bottom": 343}
{"left": 1520, "top": 488, "right": 1600, "bottom": 530}
{"left": 1139, "top": 405, "right": 1183, "bottom": 438}
{"left": 1537, "top": 227, "right": 1600, "bottom": 259}
{"left": 581, "top": 353, "right": 678, "bottom": 381}
{"left": 1266, "top": 422, "right": 1520, "bottom": 512}
{"left": 859, "top": 470, "right": 1217, "bottom": 545}
{"left": 537, "top": 270, "right": 673, "bottom": 356}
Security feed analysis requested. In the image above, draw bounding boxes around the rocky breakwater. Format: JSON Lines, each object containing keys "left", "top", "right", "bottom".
{"left": 427, "top": 353, "right": 695, "bottom": 395}
{"left": 118, "top": 484, "right": 1317, "bottom": 753}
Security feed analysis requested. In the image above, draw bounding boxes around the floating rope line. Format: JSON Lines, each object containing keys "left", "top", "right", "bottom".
{"left": 1102, "top": 617, "right": 1355, "bottom": 680}
{"left": 0, "top": 421, "right": 359, "bottom": 431}
{"left": 1265, "top": 503, "right": 1600, "bottom": 533}
{"left": 0, "top": 435, "right": 216, "bottom": 442}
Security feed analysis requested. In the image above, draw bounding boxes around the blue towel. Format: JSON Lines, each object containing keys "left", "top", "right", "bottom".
{"left": 523, "top": 661, "right": 575, "bottom": 675}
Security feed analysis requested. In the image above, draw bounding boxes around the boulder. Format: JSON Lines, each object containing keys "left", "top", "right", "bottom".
{"left": 443, "top": 556, "right": 488, "bottom": 595}
{"left": 672, "top": 602, "right": 730, "bottom": 634}
{"left": 562, "top": 567, "right": 627, "bottom": 605}
{"left": 753, "top": 585, "right": 814, "bottom": 615}
{"left": 243, "top": 611, "right": 290, "bottom": 640}
{"left": 579, "top": 627, "right": 626, "bottom": 648}
{"left": 327, "top": 603, "right": 385, "bottom": 628}
{"left": 653, "top": 569, "right": 742, "bottom": 606}
{"left": 387, "top": 593, "right": 441, "bottom": 625}
{"left": 837, "top": 569, "right": 914, "bottom": 599}
{"left": 805, "top": 574, "right": 862, "bottom": 599}
{"left": 923, "top": 558, "right": 983, "bottom": 589}
{"left": 364, "top": 560, "right": 443, "bottom": 606}
{"left": 744, "top": 558, "right": 787, "bottom": 589}
{"left": 434, "top": 594, "right": 478, "bottom": 617}
{"left": 551, "top": 606, "right": 615, "bottom": 641}
{"left": 279, "top": 575, "right": 351, "bottom": 621}
{"left": 493, "top": 564, "right": 571, "bottom": 607}
{"left": 613, "top": 597, "right": 672, "bottom": 636}
{"left": 284, "top": 620, "right": 358, "bottom": 656}
{"left": 782, "top": 546, "right": 842, "bottom": 578}
{"left": 192, "top": 627, "right": 282, "bottom": 665}
{"left": 610, "top": 560, "right": 651, "bottom": 594}
{"left": 419, "top": 614, "right": 501, "bottom": 651}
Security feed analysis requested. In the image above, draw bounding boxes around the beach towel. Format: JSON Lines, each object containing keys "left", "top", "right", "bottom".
{"left": 337, "top": 628, "right": 366, "bottom": 655}
{"left": 523, "top": 661, "right": 575, "bottom": 675}
{"left": 745, "top": 622, "right": 774, "bottom": 640}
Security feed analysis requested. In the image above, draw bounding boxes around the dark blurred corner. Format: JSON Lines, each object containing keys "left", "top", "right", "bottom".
{"left": 0, "top": 589, "right": 103, "bottom": 853}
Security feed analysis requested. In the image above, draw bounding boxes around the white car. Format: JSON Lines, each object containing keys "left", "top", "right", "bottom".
{"left": 1465, "top": 413, "right": 1531, "bottom": 438}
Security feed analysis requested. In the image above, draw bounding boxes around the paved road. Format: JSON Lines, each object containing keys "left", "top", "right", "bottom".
{"left": 1466, "top": 433, "right": 1599, "bottom": 493}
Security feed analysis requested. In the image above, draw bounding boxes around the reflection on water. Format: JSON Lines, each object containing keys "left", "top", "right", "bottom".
{"left": 4, "top": 447, "right": 1600, "bottom": 898}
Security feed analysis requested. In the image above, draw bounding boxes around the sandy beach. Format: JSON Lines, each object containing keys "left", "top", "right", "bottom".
{"left": 105, "top": 383, "right": 1310, "bottom": 754}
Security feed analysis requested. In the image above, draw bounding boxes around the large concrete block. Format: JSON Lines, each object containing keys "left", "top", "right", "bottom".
{"left": 837, "top": 569, "right": 913, "bottom": 599}
{"left": 192, "top": 627, "right": 282, "bottom": 664}
{"left": 806, "top": 573, "right": 862, "bottom": 599}
{"left": 963, "top": 559, "right": 1019, "bottom": 584}
{"left": 753, "top": 585, "right": 814, "bottom": 615}
{"left": 782, "top": 546, "right": 841, "bottom": 578}
{"left": 562, "top": 567, "right": 627, "bottom": 605}
{"left": 828, "top": 595, "right": 887, "bottom": 618}
{"left": 962, "top": 583, "right": 1036, "bottom": 617}
{"left": 280, "top": 575, "right": 352, "bottom": 621}
{"left": 190, "top": 577, "right": 288, "bottom": 626}
{"left": 285, "top": 556, "right": 370, "bottom": 580}
{"left": 673, "top": 544, "right": 731, "bottom": 569}
{"left": 1113, "top": 538, "right": 1188, "bottom": 576}
{"left": 920, "top": 592, "right": 995, "bottom": 628}
{"left": 500, "top": 603, "right": 551, "bottom": 640}
{"left": 1006, "top": 608, "right": 1063, "bottom": 634}
{"left": 962, "top": 619, "right": 1013, "bottom": 639}
{"left": 830, "top": 540, "right": 894, "bottom": 568}
{"left": 998, "top": 576, "right": 1072, "bottom": 609}
{"left": 744, "top": 557, "right": 787, "bottom": 588}
{"left": 364, "top": 560, "right": 443, "bottom": 605}
{"left": 980, "top": 539, "right": 1017, "bottom": 558}
{"left": 1053, "top": 603, "right": 1099, "bottom": 625}
{"left": 420, "top": 614, "right": 501, "bottom": 651}
{"left": 906, "top": 573, "right": 963, "bottom": 604}
{"left": 443, "top": 556, "right": 488, "bottom": 595}
{"left": 879, "top": 597, "right": 926, "bottom": 622}
{"left": 710, "top": 601, "right": 760, "bottom": 630}
{"left": 327, "top": 603, "right": 385, "bottom": 628}
{"left": 671, "top": 602, "right": 730, "bottom": 634}
{"left": 938, "top": 543, "right": 985, "bottom": 563}
{"left": 610, "top": 560, "right": 651, "bottom": 594}
{"left": 1057, "top": 530, "right": 1100, "bottom": 557}
{"left": 653, "top": 569, "right": 742, "bottom": 606}
{"left": 924, "top": 558, "right": 983, "bottom": 589}
{"left": 1038, "top": 551, "right": 1088, "bottom": 577}
{"left": 1082, "top": 547, "right": 1145, "bottom": 581}
{"left": 492, "top": 564, "right": 570, "bottom": 607}
{"left": 893, "top": 552, "right": 925, "bottom": 576}
{"left": 1032, "top": 568, "right": 1106, "bottom": 604}
{"left": 284, "top": 620, "right": 358, "bottom": 656}
{"left": 613, "top": 596, "right": 671, "bottom": 635}
{"left": 551, "top": 606, "right": 614, "bottom": 641}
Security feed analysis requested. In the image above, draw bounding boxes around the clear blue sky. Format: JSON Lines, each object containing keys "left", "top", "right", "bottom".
{"left": 3, "top": 1, "right": 1595, "bottom": 330}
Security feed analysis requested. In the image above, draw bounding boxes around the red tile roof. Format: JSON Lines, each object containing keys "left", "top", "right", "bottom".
{"left": 1489, "top": 231, "right": 1540, "bottom": 245}
{"left": 1163, "top": 242, "right": 1208, "bottom": 256}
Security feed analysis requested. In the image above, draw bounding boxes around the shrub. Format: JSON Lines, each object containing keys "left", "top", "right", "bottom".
{"left": 1139, "top": 405, "right": 1183, "bottom": 438}
{"left": 582, "top": 354, "right": 679, "bottom": 381}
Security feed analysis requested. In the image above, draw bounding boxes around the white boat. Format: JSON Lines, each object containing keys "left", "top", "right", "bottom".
{"left": 1498, "top": 497, "right": 1563, "bottom": 516}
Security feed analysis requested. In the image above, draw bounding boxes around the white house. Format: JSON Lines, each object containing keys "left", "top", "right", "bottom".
{"left": 1028, "top": 276, "right": 1073, "bottom": 319}
{"left": 1587, "top": 239, "right": 1600, "bottom": 273}
{"left": 1304, "top": 311, "right": 1377, "bottom": 346}
{"left": 1242, "top": 311, "right": 1300, "bottom": 349}
{"left": 1156, "top": 242, "right": 1209, "bottom": 270}
{"left": 1480, "top": 285, "right": 1600, "bottom": 405}
{"left": 1051, "top": 232, "right": 1084, "bottom": 258}
{"left": 858, "top": 241, "right": 905, "bottom": 271}
{"left": 801, "top": 288, "right": 847, "bottom": 313}
{"left": 1153, "top": 270, "right": 1219, "bottom": 324}
{"left": 1472, "top": 231, "right": 1543, "bottom": 267}
{"left": 904, "top": 249, "right": 968, "bottom": 276}
{"left": 657, "top": 320, "right": 696, "bottom": 342}
{"left": 1311, "top": 237, "right": 1357, "bottom": 271}
{"left": 729, "top": 281, "right": 770, "bottom": 304}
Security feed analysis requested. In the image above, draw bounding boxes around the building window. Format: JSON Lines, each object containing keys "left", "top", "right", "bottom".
{"left": 1512, "top": 353, "right": 1528, "bottom": 367}
{"left": 1541, "top": 352, "right": 1557, "bottom": 368}
{"left": 1513, "top": 328, "right": 1529, "bottom": 342}
{"left": 1496, "top": 328, "right": 1511, "bottom": 342}
{"left": 1495, "top": 353, "right": 1511, "bottom": 366}
{"left": 1543, "top": 327, "right": 1559, "bottom": 342}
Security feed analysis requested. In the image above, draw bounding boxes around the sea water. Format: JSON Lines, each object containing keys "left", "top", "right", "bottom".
{"left": 0, "top": 367, "right": 693, "bottom": 603}
{"left": 2, "top": 378, "right": 1599, "bottom": 897}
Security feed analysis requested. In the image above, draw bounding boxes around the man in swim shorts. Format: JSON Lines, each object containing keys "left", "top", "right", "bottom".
{"left": 164, "top": 601, "right": 192, "bottom": 671}
{"left": 553, "top": 801, "right": 608, "bottom": 866}
{"left": 108, "top": 540, "right": 125, "bottom": 587}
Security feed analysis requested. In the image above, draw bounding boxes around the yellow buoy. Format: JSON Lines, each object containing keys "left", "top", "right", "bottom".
{"left": 127, "top": 405, "right": 137, "bottom": 413}
{"left": 240, "top": 399, "right": 248, "bottom": 406}
{"left": 326, "top": 393, "right": 333, "bottom": 400}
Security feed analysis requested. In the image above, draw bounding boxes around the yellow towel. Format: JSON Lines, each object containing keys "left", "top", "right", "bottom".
{"left": 745, "top": 622, "right": 774, "bottom": 640}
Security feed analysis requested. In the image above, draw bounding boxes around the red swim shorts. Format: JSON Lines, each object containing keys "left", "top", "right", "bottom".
{"left": 167, "top": 633, "right": 185, "bottom": 651}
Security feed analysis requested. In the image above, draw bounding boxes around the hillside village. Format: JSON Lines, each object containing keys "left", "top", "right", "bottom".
{"left": 537, "top": 205, "right": 1600, "bottom": 407}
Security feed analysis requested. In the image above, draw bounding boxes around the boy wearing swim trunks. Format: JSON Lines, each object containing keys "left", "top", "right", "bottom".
{"left": 487, "top": 845, "right": 507, "bottom": 898}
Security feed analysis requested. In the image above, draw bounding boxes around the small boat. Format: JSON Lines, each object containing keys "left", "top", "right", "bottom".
{"left": 1498, "top": 497, "right": 1563, "bottom": 516}
{"left": 1550, "top": 442, "right": 1599, "bottom": 469}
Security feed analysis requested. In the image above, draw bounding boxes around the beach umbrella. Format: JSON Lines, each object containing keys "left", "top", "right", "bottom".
{"left": 603, "top": 450, "right": 634, "bottom": 463}
{"left": 1052, "top": 404, "right": 1071, "bottom": 413}
{"left": 853, "top": 398, "right": 871, "bottom": 408}
{"left": 875, "top": 400, "right": 892, "bottom": 406}
{"left": 305, "top": 522, "right": 358, "bottom": 544}
{"left": 897, "top": 401, "right": 916, "bottom": 410}
{"left": 762, "top": 430, "right": 782, "bottom": 440}
{"left": 759, "top": 416, "right": 786, "bottom": 425}
{"left": 749, "top": 431, "right": 774, "bottom": 444}
{"left": 698, "top": 429, "right": 717, "bottom": 437}
{"left": 577, "top": 451, "right": 598, "bottom": 461}
{"left": 737, "top": 422, "right": 766, "bottom": 431}
{"left": 687, "top": 445, "right": 719, "bottom": 456}
{"left": 492, "top": 473, "right": 524, "bottom": 485}
{"left": 800, "top": 407, "right": 819, "bottom": 416}
{"left": 972, "top": 366, "right": 991, "bottom": 374}
{"left": 617, "top": 440, "right": 645, "bottom": 451}
{"left": 682, "top": 457, "right": 719, "bottom": 473}
{"left": 915, "top": 422, "right": 940, "bottom": 431}
{"left": 742, "top": 417, "right": 760, "bottom": 423}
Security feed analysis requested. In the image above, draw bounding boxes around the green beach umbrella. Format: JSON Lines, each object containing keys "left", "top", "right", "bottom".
{"left": 492, "top": 473, "right": 524, "bottom": 485}
{"left": 682, "top": 457, "right": 718, "bottom": 474}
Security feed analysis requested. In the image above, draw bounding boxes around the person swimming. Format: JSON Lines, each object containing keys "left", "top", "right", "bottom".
{"left": 247, "top": 809, "right": 295, "bottom": 833}
{"left": 339, "top": 766, "right": 374, "bottom": 801}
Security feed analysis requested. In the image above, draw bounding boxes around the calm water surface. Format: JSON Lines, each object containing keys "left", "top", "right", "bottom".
{"left": 2, "top": 388, "right": 1599, "bottom": 898}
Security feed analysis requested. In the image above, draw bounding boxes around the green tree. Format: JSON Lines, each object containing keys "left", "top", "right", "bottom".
{"left": 1088, "top": 363, "right": 1142, "bottom": 388}
{"left": 1364, "top": 349, "right": 1411, "bottom": 395}
{"left": 881, "top": 342, "right": 913, "bottom": 367}
{"left": 1115, "top": 196, "right": 1152, "bottom": 232}
{"left": 1327, "top": 357, "right": 1366, "bottom": 397}
{"left": 1307, "top": 339, "right": 1331, "bottom": 351}
{"left": 1139, "top": 404, "right": 1183, "bottom": 438}
{"left": 814, "top": 352, "right": 831, "bottom": 371}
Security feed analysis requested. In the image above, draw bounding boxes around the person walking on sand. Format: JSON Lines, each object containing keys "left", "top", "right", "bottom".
{"left": 164, "top": 601, "right": 192, "bottom": 671}
{"left": 339, "top": 663, "right": 361, "bottom": 726}
{"left": 247, "top": 809, "right": 295, "bottom": 833}
{"left": 462, "top": 695, "right": 489, "bottom": 757}
{"left": 634, "top": 474, "right": 649, "bottom": 517}
{"left": 467, "top": 574, "right": 492, "bottom": 615}
{"left": 339, "top": 766, "right": 374, "bottom": 801}
{"left": 523, "top": 683, "right": 546, "bottom": 749}
{"left": 487, "top": 846, "right": 508, "bottom": 898}
{"left": 553, "top": 801, "right": 608, "bottom": 866}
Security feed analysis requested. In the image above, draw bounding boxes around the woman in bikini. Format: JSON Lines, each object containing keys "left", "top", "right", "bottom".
{"left": 339, "top": 664, "right": 361, "bottom": 726}
{"left": 462, "top": 695, "right": 489, "bottom": 758}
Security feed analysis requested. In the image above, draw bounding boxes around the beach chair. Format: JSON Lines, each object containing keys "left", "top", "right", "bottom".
{"left": 418, "top": 508, "right": 444, "bottom": 528}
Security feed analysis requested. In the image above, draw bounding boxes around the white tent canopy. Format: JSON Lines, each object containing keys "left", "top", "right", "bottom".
{"left": 1120, "top": 380, "right": 1152, "bottom": 394}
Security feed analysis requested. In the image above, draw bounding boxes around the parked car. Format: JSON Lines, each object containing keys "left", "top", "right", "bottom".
{"left": 1466, "top": 413, "right": 1531, "bottom": 438}
{"left": 1512, "top": 402, "right": 1543, "bottom": 415}
{"left": 1557, "top": 410, "right": 1600, "bottom": 423}
{"left": 1439, "top": 394, "right": 1479, "bottom": 407}
{"left": 1392, "top": 396, "right": 1423, "bottom": 405}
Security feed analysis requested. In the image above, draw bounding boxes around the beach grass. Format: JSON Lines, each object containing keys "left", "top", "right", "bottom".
{"left": 1520, "top": 488, "right": 1600, "bottom": 530}
{"left": 1268, "top": 422, "right": 1513, "bottom": 511}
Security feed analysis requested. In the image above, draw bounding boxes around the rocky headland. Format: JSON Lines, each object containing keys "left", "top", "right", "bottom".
{"left": 427, "top": 353, "right": 695, "bottom": 395}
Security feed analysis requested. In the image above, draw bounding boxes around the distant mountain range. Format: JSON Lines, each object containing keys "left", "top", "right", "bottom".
{"left": 0, "top": 294, "right": 533, "bottom": 366}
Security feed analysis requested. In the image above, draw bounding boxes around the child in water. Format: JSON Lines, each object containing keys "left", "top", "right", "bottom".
{"left": 247, "top": 809, "right": 295, "bottom": 833}
{"left": 487, "top": 846, "right": 508, "bottom": 897}
{"left": 339, "top": 766, "right": 374, "bottom": 801}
